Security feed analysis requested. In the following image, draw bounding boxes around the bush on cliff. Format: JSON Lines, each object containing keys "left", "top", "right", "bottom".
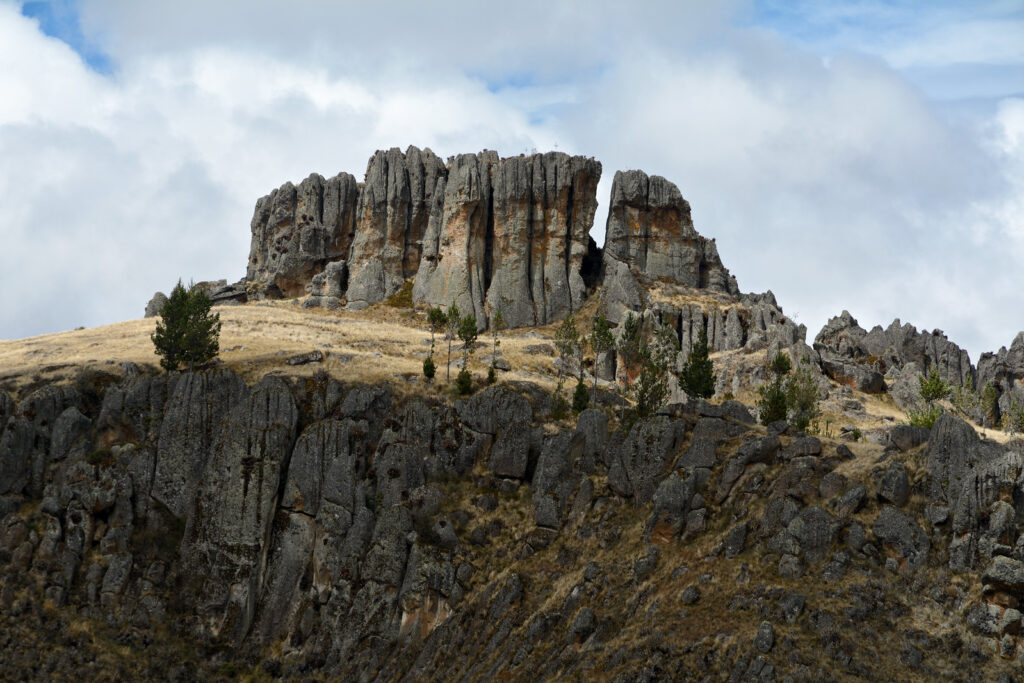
{"left": 151, "top": 280, "right": 221, "bottom": 372}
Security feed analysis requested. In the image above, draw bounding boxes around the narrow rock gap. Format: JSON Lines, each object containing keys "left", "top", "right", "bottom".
{"left": 483, "top": 176, "right": 495, "bottom": 295}
{"left": 564, "top": 181, "right": 575, "bottom": 309}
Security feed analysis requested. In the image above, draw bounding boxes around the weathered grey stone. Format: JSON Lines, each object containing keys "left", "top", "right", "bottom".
{"left": 835, "top": 485, "right": 866, "bottom": 518}
{"left": 818, "top": 350, "right": 885, "bottom": 393}
{"left": 982, "top": 556, "right": 1024, "bottom": 595}
{"left": 873, "top": 505, "right": 930, "bottom": 570}
{"left": 725, "top": 522, "right": 748, "bottom": 558}
{"left": 247, "top": 171, "right": 360, "bottom": 298}
{"left": 646, "top": 472, "right": 695, "bottom": 541}
{"left": 678, "top": 437, "right": 717, "bottom": 469}
{"left": 153, "top": 369, "right": 248, "bottom": 518}
{"left": 574, "top": 409, "right": 608, "bottom": 473}
{"left": 144, "top": 291, "right": 168, "bottom": 318}
{"left": 532, "top": 430, "right": 584, "bottom": 529}
{"left": 602, "top": 169, "right": 738, "bottom": 296}
{"left": 876, "top": 461, "right": 909, "bottom": 507}
{"left": 889, "top": 425, "right": 930, "bottom": 452}
{"left": 181, "top": 376, "right": 298, "bottom": 641}
{"left": 49, "top": 407, "right": 91, "bottom": 462}
{"left": 788, "top": 506, "right": 839, "bottom": 564}
{"left": 754, "top": 621, "right": 774, "bottom": 653}
{"left": 633, "top": 545, "right": 660, "bottom": 582}
{"left": 608, "top": 417, "right": 684, "bottom": 504}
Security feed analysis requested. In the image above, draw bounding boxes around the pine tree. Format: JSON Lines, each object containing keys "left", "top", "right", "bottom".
{"left": 456, "top": 313, "right": 478, "bottom": 394}
{"left": 678, "top": 328, "right": 716, "bottom": 399}
{"left": 151, "top": 280, "right": 221, "bottom": 372}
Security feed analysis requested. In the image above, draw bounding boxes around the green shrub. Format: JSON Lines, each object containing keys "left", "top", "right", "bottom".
{"left": 383, "top": 279, "right": 414, "bottom": 307}
{"left": 758, "top": 378, "right": 788, "bottom": 425}
{"left": 455, "top": 369, "right": 473, "bottom": 395}
{"left": 678, "top": 328, "right": 715, "bottom": 399}
{"left": 572, "top": 380, "right": 590, "bottom": 413}
{"left": 768, "top": 351, "right": 792, "bottom": 377}
{"left": 422, "top": 356, "right": 436, "bottom": 380}
{"left": 1005, "top": 401, "right": 1024, "bottom": 434}
{"left": 550, "top": 390, "right": 570, "bottom": 420}
{"left": 919, "top": 366, "right": 951, "bottom": 403}
{"left": 487, "top": 365, "right": 496, "bottom": 385}
{"left": 907, "top": 403, "right": 942, "bottom": 428}
{"left": 786, "top": 361, "right": 821, "bottom": 432}
{"left": 982, "top": 381, "right": 1000, "bottom": 426}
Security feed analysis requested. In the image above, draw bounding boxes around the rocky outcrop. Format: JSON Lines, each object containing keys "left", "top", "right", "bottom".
{"left": 977, "top": 332, "right": 1024, "bottom": 424}
{"left": 814, "top": 311, "right": 974, "bottom": 395}
{"left": 244, "top": 147, "right": 603, "bottom": 325}
{"left": 247, "top": 172, "right": 360, "bottom": 298}
{"left": 347, "top": 147, "right": 446, "bottom": 308}
{"left": 601, "top": 169, "right": 739, "bottom": 322}
{"left": 3, "top": 369, "right": 1024, "bottom": 678}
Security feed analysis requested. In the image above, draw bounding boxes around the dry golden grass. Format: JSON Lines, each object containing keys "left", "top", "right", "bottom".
{"left": 0, "top": 301, "right": 564, "bottom": 397}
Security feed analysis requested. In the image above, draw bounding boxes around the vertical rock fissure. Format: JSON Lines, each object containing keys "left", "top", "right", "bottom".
{"left": 483, "top": 179, "right": 495, "bottom": 295}
{"left": 564, "top": 182, "right": 575, "bottom": 310}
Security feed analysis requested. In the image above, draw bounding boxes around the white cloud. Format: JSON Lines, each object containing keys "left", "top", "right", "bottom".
{"left": 1, "top": 0, "right": 1022, "bottom": 366}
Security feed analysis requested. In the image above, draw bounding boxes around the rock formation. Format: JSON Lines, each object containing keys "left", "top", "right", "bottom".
{"left": 601, "top": 169, "right": 739, "bottom": 324}
{"left": 813, "top": 311, "right": 975, "bottom": 398}
{"left": 243, "top": 146, "right": 604, "bottom": 324}
{"left": 247, "top": 172, "right": 360, "bottom": 298}
{"left": 977, "top": 332, "right": 1024, "bottom": 422}
{"left": 3, "top": 365, "right": 1024, "bottom": 678}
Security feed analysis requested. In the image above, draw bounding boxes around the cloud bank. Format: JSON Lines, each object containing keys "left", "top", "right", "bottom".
{"left": 0, "top": 0, "right": 1021, "bottom": 363}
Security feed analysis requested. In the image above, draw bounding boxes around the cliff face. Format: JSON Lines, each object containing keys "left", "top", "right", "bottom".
{"left": 603, "top": 170, "right": 738, "bottom": 294}
{"left": 2, "top": 367, "right": 1024, "bottom": 679}
{"left": 247, "top": 172, "right": 360, "bottom": 297}
{"left": 244, "top": 147, "right": 606, "bottom": 325}
{"left": 244, "top": 148, "right": 753, "bottom": 330}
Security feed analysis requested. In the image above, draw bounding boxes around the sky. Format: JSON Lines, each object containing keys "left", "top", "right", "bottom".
{"left": 1, "top": 0, "right": 1022, "bottom": 364}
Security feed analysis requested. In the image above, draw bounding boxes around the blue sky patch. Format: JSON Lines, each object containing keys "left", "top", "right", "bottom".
{"left": 21, "top": 0, "right": 112, "bottom": 74}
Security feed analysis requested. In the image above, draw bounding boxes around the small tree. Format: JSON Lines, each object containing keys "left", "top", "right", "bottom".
{"left": 152, "top": 280, "right": 221, "bottom": 372}
{"left": 589, "top": 313, "right": 615, "bottom": 404}
{"left": 919, "top": 366, "right": 952, "bottom": 403}
{"left": 678, "top": 328, "right": 716, "bottom": 399}
{"left": 572, "top": 379, "right": 589, "bottom": 413}
{"left": 633, "top": 343, "right": 668, "bottom": 419}
{"left": 489, "top": 309, "right": 505, "bottom": 376}
{"left": 427, "top": 307, "right": 447, "bottom": 355}
{"left": 908, "top": 365, "right": 952, "bottom": 428}
{"left": 786, "top": 360, "right": 821, "bottom": 432}
{"left": 554, "top": 315, "right": 581, "bottom": 386}
{"left": 982, "top": 380, "right": 1001, "bottom": 428}
{"left": 616, "top": 312, "right": 643, "bottom": 417}
{"left": 456, "top": 313, "right": 478, "bottom": 393}
{"left": 758, "top": 351, "right": 791, "bottom": 425}
{"left": 443, "top": 303, "right": 461, "bottom": 382}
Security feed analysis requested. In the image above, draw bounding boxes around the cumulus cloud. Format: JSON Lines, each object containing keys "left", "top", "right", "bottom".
{"left": 0, "top": 0, "right": 1021, "bottom": 364}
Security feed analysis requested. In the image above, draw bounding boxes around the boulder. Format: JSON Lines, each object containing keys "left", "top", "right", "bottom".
{"left": 872, "top": 505, "right": 930, "bottom": 570}
{"left": 608, "top": 417, "right": 684, "bottom": 504}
